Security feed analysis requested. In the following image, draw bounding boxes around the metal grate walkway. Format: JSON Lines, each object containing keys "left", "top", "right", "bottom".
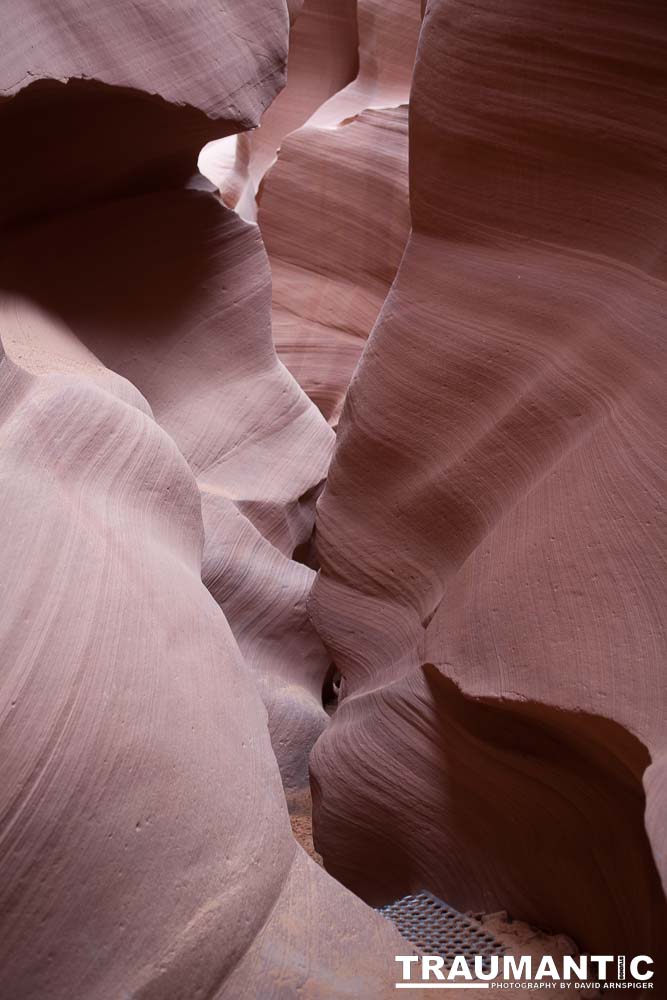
{"left": 377, "top": 890, "right": 506, "bottom": 974}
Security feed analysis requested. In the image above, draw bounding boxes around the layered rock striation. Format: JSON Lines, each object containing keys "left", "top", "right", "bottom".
{"left": 309, "top": 0, "right": 667, "bottom": 967}
{"left": 0, "top": 2, "right": 411, "bottom": 996}
{"left": 1, "top": 0, "right": 665, "bottom": 995}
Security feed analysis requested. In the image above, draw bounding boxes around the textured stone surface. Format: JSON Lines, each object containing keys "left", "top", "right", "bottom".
{"left": 309, "top": 0, "right": 667, "bottom": 967}
{"left": 258, "top": 0, "right": 421, "bottom": 422}
{"left": 0, "top": 0, "right": 290, "bottom": 227}
{"left": 199, "top": 0, "right": 359, "bottom": 219}
{"left": 261, "top": 106, "right": 410, "bottom": 422}
{"left": 0, "top": 298, "right": 406, "bottom": 998}
{"left": 0, "top": 2, "right": 411, "bottom": 996}
{"left": 1, "top": 185, "right": 336, "bottom": 793}
{"left": 1, "top": 0, "right": 665, "bottom": 993}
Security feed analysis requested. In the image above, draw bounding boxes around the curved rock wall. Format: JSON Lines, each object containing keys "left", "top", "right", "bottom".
{"left": 309, "top": 0, "right": 667, "bottom": 966}
{"left": 259, "top": 0, "right": 421, "bottom": 423}
{"left": 0, "top": 2, "right": 410, "bottom": 996}
{"left": 1, "top": 0, "right": 665, "bottom": 994}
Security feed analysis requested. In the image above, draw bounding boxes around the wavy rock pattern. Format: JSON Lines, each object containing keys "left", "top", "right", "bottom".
{"left": 0, "top": 2, "right": 409, "bottom": 996}
{"left": 259, "top": 0, "right": 421, "bottom": 422}
{"left": 306, "top": 0, "right": 421, "bottom": 124}
{"left": 202, "top": 494, "right": 329, "bottom": 793}
{"left": 199, "top": 0, "right": 359, "bottom": 219}
{"left": 1, "top": 177, "right": 335, "bottom": 795}
{"left": 0, "top": 298, "right": 406, "bottom": 997}
{"left": 260, "top": 106, "right": 410, "bottom": 423}
{"left": 2, "top": 1, "right": 337, "bottom": 799}
{"left": 0, "top": 0, "right": 289, "bottom": 228}
{"left": 310, "top": 0, "right": 667, "bottom": 967}
{"left": 2, "top": 0, "right": 666, "bottom": 994}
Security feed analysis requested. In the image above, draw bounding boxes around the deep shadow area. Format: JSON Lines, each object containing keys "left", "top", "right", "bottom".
{"left": 0, "top": 77, "right": 234, "bottom": 230}
{"left": 311, "top": 663, "right": 667, "bottom": 972}
{"left": 0, "top": 187, "right": 225, "bottom": 355}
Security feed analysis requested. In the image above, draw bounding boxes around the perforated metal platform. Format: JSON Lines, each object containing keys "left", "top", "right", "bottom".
{"left": 377, "top": 890, "right": 506, "bottom": 973}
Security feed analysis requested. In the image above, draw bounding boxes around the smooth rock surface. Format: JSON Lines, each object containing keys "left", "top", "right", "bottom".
{"left": 261, "top": 106, "right": 410, "bottom": 422}
{"left": 2, "top": 0, "right": 665, "bottom": 993}
{"left": 259, "top": 0, "right": 421, "bottom": 421}
{"left": 199, "top": 0, "right": 359, "bottom": 219}
{"left": 0, "top": 2, "right": 414, "bottom": 996}
{"left": 309, "top": 0, "right": 667, "bottom": 966}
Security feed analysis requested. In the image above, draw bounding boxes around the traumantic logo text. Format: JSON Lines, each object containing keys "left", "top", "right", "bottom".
{"left": 394, "top": 954, "right": 654, "bottom": 990}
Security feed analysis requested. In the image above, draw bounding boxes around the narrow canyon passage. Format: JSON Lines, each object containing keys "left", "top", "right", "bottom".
{"left": 0, "top": 0, "right": 665, "bottom": 997}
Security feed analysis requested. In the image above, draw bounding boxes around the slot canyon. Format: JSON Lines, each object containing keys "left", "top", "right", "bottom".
{"left": 0, "top": 1, "right": 665, "bottom": 997}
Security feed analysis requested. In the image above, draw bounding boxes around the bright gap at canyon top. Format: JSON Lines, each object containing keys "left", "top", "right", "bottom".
{"left": 0, "top": 1, "right": 665, "bottom": 998}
